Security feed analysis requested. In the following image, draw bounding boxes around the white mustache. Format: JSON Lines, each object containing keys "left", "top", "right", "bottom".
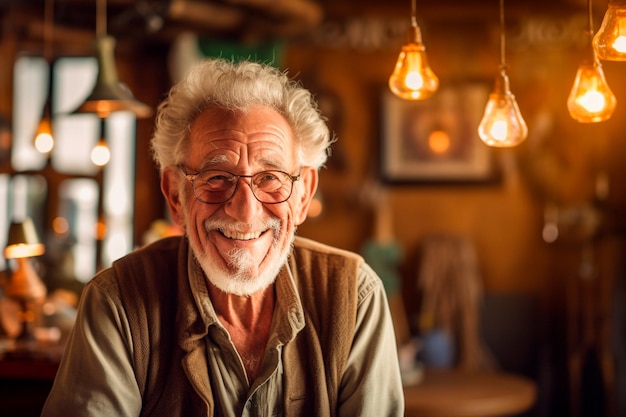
{"left": 203, "top": 217, "right": 281, "bottom": 240}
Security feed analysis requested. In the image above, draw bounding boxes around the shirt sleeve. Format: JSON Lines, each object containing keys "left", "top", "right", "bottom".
{"left": 41, "top": 270, "right": 142, "bottom": 417}
{"left": 338, "top": 262, "right": 405, "bottom": 417}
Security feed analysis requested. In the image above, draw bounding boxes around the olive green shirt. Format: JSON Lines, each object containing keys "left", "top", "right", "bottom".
{"left": 42, "top": 236, "right": 404, "bottom": 416}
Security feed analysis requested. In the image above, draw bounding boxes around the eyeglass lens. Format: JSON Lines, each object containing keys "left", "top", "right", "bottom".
{"left": 193, "top": 170, "right": 296, "bottom": 204}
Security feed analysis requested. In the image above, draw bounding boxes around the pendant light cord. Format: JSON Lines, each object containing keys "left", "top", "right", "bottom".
{"left": 43, "top": 0, "right": 54, "bottom": 61}
{"left": 411, "top": 0, "right": 417, "bottom": 27}
{"left": 587, "top": 0, "right": 593, "bottom": 39}
{"left": 96, "top": 0, "right": 107, "bottom": 38}
{"left": 499, "top": 0, "right": 506, "bottom": 69}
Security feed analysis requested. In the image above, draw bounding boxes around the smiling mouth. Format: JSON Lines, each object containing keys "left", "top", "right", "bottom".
{"left": 219, "top": 229, "right": 267, "bottom": 241}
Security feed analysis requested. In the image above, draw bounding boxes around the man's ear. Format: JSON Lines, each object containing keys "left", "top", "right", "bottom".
{"left": 294, "top": 167, "right": 319, "bottom": 226}
{"left": 161, "top": 167, "right": 186, "bottom": 229}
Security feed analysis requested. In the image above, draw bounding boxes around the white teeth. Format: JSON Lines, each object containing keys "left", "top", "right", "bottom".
{"left": 221, "top": 229, "right": 262, "bottom": 240}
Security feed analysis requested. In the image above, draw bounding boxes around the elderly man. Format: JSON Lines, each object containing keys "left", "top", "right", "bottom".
{"left": 42, "top": 58, "right": 404, "bottom": 417}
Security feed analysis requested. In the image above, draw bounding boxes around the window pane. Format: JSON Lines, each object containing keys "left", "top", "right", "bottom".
{"left": 10, "top": 174, "right": 47, "bottom": 222}
{"left": 11, "top": 55, "right": 138, "bottom": 279}
{"left": 58, "top": 179, "right": 98, "bottom": 282}
{"left": 12, "top": 56, "right": 47, "bottom": 171}
{"left": 102, "top": 113, "right": 136, "bottom": 266}
{"left": 52, "top": 57, "right": 99, "bottom": 175}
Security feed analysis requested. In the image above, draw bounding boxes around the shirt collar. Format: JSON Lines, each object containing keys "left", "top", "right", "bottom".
{"left": 186, "top": 247, "right": 306, "bottom": 344}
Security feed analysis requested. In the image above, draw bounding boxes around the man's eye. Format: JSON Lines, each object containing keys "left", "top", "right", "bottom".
{"left": 201, "top": 173, "right": 235, "bottom": 190}
{"left": 258, "top": 172, "right": 279, "bottom": 181}
{"left": 207, "top": 174, "right": 231, "bottom": 182}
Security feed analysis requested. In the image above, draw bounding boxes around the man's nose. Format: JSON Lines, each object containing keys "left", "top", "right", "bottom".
{"left": 224, "top": 178, "right": 263, "bottom": 219}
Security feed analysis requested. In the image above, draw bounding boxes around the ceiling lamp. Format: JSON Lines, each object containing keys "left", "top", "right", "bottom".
{"left": 593, "top": 0, "right": 626, "bottom": 61}
{"left": 33, "top": 0, "right": 55, "bottom": 155}
{"left": 70, "top": 0, "right": 152, "bottom": 118}
{"left": 567, "top": 0, "right": 616, "bottom": 123}
{"left": 478, "top": 0, "right": 528, "bottom": 147}
{"left": 388, "top": 0, "right": 439, "bottom": 100}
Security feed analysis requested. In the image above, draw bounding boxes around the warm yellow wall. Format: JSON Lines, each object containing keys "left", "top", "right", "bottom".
{"left": 284, "top": 7, "right": 626, "bottom": 313}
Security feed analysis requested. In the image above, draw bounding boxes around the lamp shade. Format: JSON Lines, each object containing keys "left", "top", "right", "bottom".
{"left": 4, "top": 218, "right": 45, "bottom": 259}
{"left": 70, "top": 35, "right": 152, "bottom": 118}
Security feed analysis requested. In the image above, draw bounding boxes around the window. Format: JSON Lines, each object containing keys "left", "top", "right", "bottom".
{"left": 2, "top": 55, "right": 136, "bottom": 283}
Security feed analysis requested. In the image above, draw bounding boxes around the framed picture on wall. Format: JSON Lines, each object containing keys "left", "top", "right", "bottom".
{"left": 380, "top": 81, "right": 498, "bottom": 184}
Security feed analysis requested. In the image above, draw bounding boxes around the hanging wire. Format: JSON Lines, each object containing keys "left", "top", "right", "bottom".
{"left": 499, "top": 0, "right": 506, "bottom": 69}
{"left": 43, "top": 0, "right": 54, "bottom": 61}
{"left": 96, "top": 0, "right": 107, "bottom": 38}
{"left": 587, "top": 0, "right": 593, "bottom": 39}
{"left": 584, "top": 0, "right": 596, "bottom": 61}
{"left": 411, "top": 0, "right": 417, "bottom": 27}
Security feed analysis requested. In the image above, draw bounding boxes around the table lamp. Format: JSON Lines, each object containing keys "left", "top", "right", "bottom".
{"left": 3, "top": 218, "right": 47, "bottom": 345}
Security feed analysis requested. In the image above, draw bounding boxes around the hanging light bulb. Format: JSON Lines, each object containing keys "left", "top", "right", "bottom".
{"left": 91, "top": 139, "right": 111, "bottom": 166}
{"left": 478, "top": 0, "right": 528, "bottom": 147}
{"left": 568, "top": 0, "right": 616, "bottom": 122}
{"left": 34, "top": 0, "right": 55, "bottom": 155}
{"left": 568, "top": 59, "right": 616, "bottom": 122}
{"left": 478, "top": 68, "right": 528, "bottom": 147}
{"left": 91, "top": 118, "right": 111, "bottom": 167}
{"left": 33, "top": 107, "right": 54, "bottom": 154}
{"left": 593, "top": 0, "right": 626, "bottom": 61}
{"left": 388, "top": 0, "right": 439, "bottom": 100}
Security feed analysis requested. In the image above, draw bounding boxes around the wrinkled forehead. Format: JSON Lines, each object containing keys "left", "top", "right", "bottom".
{"left": 186, "top": 106, "right": 298, "bottom": 170}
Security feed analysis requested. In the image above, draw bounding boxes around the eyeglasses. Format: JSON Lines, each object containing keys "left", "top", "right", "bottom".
{"left": 179, "top": 166, "right": 301, "bottom": 204}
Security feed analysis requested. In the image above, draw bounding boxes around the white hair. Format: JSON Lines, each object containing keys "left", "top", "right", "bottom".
{"left": 151, "top": 58, "right": 334, "bottom": 171}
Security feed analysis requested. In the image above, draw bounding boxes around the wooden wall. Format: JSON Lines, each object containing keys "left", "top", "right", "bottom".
{"left": 285, "top": 4, "right": 626, "bottom": 304}
{"left": 284, "top": 7, "right": 626, "bottom": 415}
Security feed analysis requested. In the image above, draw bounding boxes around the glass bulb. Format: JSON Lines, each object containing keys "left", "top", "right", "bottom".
{"left": 33, "top": 116, "right": 54, "bottom": 154}
{"left": 567, "top": 59, "right": 616, "bottom": 123}
{"left": 593, "top": 0, "right": 626, "bottom": 61}
{"left": 91, "top": 139, "right": 111, "bottom": 166}
{"left": 478, "top": 70, "right": 528, "bottom": 147}
{"left": 389, "top": 25, "right": 439, "bottom": 100}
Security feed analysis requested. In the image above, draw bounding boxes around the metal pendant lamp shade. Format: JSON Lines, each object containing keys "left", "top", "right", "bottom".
{"left": 71, "top": 35, "right": 152, "bottom": 118}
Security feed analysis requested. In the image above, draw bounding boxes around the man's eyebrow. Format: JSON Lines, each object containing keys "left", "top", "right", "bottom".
{"left": 199, "top": 155, "right": 230, "bottom": 170}
{"left": 198, "top": 155, "right": 289, "bottom": 171}
{"left": 256, "top": 157, "right": 288, "bottom": 170}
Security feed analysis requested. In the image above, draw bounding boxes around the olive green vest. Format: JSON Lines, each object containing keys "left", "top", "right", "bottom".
{"left": 111, "top": 235, "right": 361, "bottom": 417}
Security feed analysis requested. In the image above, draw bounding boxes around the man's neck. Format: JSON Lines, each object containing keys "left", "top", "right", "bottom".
{"left": 208, "top": 283, "right": 275, "bottom": 331}
{"left": 208, "top": 283, "right": 275, "bottom": 382}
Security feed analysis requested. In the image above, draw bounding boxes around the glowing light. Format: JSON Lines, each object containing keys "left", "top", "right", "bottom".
{"left": 90, "top": 140, "right": 111, "bottom": 166}
{"left": 428, "top": 130, "right": 450, "bottom": 154}
{"left": 478, "top": 70, "right": 527, "bottom": 147}
{"left": 567, "top": 59, "right": 616, "bottom": 123}
{"left": 34, "top": 132, "right": 54, "bottom": 154}
{"left": 593, "top": 1, "right": 626, "bottom": 61}
{"left": 388, "top": 2, "right": 439, "bottom": 101}
{"left": 613, "top": 35, "right": 626, "bottom": 52}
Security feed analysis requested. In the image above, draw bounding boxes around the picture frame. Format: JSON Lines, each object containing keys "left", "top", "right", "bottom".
{"left": 380, "top": 81, "right": 498, "bottom": 184}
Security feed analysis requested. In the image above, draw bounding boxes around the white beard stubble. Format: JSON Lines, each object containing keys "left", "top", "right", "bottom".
{"left": 190, "top": 217, "right": 294, "bottom": 296}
